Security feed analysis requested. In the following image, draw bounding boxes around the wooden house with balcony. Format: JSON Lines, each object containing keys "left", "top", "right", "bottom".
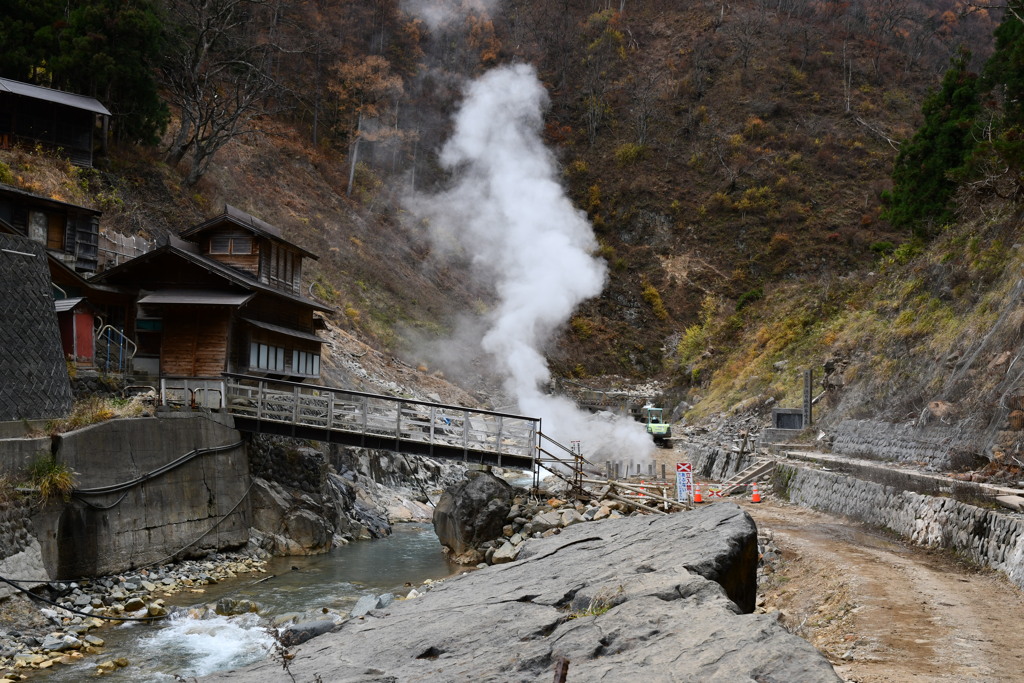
{"left": 92, "top": 205, "right": 328, "bottom": 402}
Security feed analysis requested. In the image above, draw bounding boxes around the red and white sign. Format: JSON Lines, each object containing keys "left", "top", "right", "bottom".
{"left": 676, "top": 462, "right": 692, "bottom": 473}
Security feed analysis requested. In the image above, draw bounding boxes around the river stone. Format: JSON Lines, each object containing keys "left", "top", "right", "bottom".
{"left": 278, "top": 619, "right": 337, "bottom": 647}
{"left": 203, "top": 504, "right": 839, "bottom": 682}
{"left": 350, "top": 594, "right": 378, "bottom": 618}
{"left": 432, "top": 471, "right": 515, "bottom": 557}
{"left": 491, "top": 541, "right": 519, "bottom": 564}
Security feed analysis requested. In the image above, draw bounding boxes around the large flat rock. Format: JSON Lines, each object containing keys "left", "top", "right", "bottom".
{"left": 205, "top": 503, "right": 839, "bottom": 682}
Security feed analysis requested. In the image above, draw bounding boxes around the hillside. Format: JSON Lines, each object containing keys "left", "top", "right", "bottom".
{"left": 1, "top": 0, "right": 1019, "bottom": 442}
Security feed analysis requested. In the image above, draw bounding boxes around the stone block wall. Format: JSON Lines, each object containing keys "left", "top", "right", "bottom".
{"left": 776, "top": 464, "right": 1024, "bottom": 590}
{"left": 0, "top": 234, "right": 72, "bottom": 421}
{"left": 678, "top": 440, "right": 758, "bottom": 482}
{"left": 830, "top": 419, "right": 980, "bottom": 470}
{"left": 0, "top": 493, "right": 44, "bottom": 599}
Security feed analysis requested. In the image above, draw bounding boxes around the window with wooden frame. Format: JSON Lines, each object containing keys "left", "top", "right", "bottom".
{"left": 249, "top": 342, "right": 286, "bottom": 372}
{"left": 209, "top": 233, "right": 253, "bottom": 255}
{"left": 292, "top": 349, "right": 320, "bottom": 376}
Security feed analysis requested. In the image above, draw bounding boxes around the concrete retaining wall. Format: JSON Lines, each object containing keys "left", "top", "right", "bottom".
{"left": 776, "top": 464, "right": 1024, "bottom": 590}
{"left": 683, "top": 438, "right": 1024, "bottom": 590}
{"left": 1, "top": 412, "right": 250, "bottom": 582}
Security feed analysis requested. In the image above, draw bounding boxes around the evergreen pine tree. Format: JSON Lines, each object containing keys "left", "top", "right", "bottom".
{"left": 884, "top": 50, "right": 980, "bottom": 238}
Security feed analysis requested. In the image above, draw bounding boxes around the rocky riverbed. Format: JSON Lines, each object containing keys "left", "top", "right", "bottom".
{"left": 202, "top": 502, "right": 840, "bottom": 682}
{"left": 0, "top": 550, "right": 270, "bottom": 679}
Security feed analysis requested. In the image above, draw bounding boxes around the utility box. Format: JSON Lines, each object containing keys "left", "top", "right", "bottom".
{"left": 772, "top": 407, "right": 805, "bottom": 430}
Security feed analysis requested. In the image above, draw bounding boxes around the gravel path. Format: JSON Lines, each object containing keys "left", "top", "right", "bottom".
{"left": 747, "top": 499, "right": 1024, "bottom": 683}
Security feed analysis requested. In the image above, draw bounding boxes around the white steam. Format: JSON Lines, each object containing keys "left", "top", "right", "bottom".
{"left": 400, "top": 0, "right": 500, "bottom": 31}
{"left": 409, "top": 64, "right": 654, "bottom": 469}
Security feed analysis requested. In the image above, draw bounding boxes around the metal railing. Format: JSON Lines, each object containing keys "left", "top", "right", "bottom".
{"left": 94, "top": 324, "right": 137, "bottom": 373}
{"left": 161, "top": 378, "right": 226, "bottom": 409}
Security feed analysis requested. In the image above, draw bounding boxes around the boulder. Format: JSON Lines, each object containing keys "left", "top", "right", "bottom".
{"left": 432, "top": 471, "right": 515, "bottom": 559}
{"left": 278, "top": 619, "right": 337, "bottom": 646}
{"left": 203, "top": 504, "right": 839, "bottom": 683}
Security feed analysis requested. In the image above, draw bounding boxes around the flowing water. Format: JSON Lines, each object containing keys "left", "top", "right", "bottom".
{"left": 40, "top": 523, "right": 459, "bottom": 681}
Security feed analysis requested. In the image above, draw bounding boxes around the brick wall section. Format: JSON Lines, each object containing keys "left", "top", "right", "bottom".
{"left": 0, "top": 234, "right": 72, "bottom": 420}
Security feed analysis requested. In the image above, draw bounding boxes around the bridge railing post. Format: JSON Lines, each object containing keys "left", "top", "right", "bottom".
{"left": 429, "top": 405, "right": 436, "bottom": 455}
{"left": 395, "top": 401, "right": 403, "bottom": 450}
{"left": 256, "top": 380, "right": 265, "bottom": 421}
{"left": 462, "top": 409, "right": 470, "bottom": 458}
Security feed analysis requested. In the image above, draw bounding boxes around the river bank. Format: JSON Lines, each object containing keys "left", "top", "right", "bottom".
{"left": 0, "top": 549, "right": 269, "bottom": 678}
{"left": 202, "top": 503, "right": 840, "bottom": 682}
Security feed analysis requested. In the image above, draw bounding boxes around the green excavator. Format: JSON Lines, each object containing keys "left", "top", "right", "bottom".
{"left": 644, "top": 406, "right": 671, "bottom": 447}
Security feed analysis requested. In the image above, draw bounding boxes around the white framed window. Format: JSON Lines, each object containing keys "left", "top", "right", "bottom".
{"left": 249, "top": 342, "right": 285, "bottom": 371}
{"left": 292, "top": 350, "right": 320, "bottom": 376}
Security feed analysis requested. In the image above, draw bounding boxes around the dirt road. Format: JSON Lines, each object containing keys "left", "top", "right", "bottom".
{"left": 742, "top": 500, "right": 1024, "bottom": 682}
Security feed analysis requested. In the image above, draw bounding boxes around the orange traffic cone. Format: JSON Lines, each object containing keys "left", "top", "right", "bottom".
{"left": 751, "top": 482, "right": 761, "bottom": 503}
{"left": 693, "top": 483, "right": 703, "bottom": 504}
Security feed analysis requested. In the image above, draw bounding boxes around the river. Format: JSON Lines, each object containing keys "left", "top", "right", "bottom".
{"left": 40, "top": 523, "right": 459, "bottom": 681}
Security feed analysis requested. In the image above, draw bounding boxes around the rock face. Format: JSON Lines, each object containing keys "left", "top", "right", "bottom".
{"left": 432, "top": 470, "right": 516, "bottom": 560}
{"left": 203, "top": 504, "right": 840, "bottom": 682}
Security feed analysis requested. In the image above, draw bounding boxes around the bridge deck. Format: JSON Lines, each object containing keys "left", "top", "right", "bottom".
{"left": 224, "top": 374, "right": 539, "bottom": 470}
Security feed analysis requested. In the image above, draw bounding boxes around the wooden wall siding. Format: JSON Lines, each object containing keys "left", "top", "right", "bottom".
{"left": 259, "top": 242, "right": 302, "bottom": 294}
{"left": 205, "top": 230, "right": 260, "bottom": 276}
{"left": 160, "top": 308, "right": 229, "bottom": 376}
{"left": 243, "top": 297, "right": 315, "bottom": 331}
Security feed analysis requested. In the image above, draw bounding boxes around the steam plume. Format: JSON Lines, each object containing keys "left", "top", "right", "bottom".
{"left": 400, "top": 0, "right": 500, "bottom": 31}
{"left": 409, "top": 64, "right": 655, "bottom": 469}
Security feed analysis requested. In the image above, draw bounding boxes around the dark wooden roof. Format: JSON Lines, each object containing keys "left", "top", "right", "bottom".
{"left": 92, "top": 237, "right": 331, "bottom": 312}
{"left": 0, "top": 182, "right": 101, "bottom": 216}
{"left": 0, "top": 77, "right": 111, "bottom": 116}
{"left": 178, "top": 204, "right": 318, "bottom": 259}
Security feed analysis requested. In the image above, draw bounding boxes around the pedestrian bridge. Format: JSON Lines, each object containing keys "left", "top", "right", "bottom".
{"left": 220, "top": 373, "right": 540, "bottom": 470}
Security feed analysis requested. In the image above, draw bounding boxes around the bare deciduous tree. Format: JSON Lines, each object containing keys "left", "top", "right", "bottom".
{"left": 162, "top": 0, "right": 281, "bottom": 186}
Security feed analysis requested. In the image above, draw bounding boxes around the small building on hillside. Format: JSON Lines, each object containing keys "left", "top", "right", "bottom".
{"left": 0, "top": 182, "right": 101, "bottom": 274}
{"left": 0, "top": 77, "right": 110, "bottom": 168}
{"left": 93, "top": 205, "right": 329, "bottom": 404}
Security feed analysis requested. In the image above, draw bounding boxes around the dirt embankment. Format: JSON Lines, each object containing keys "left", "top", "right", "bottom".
{"left": 746, "top": 500, "right": 1024, "bottom": 683}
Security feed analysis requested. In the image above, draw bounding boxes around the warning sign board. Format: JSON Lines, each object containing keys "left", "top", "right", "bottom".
{"left": 676, "top": 463, "right": 692, "bottom": 503}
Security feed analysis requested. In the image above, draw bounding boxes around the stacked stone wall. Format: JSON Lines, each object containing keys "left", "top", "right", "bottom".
{"left": 0, "top": 493, "right": 43, "bottom": 600}
{"left": 831, "top": 419, "right": 980, "bottom": 469}
{"left": 678, "top": 440, "right": 757, "bottom": 482}
{"left": 775, "top": 464, "right": 1024, "bottom": 590}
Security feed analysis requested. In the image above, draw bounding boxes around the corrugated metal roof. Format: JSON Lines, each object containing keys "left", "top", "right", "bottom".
{"left": 137, "top": 290, "right": 255, "bottom": 306}
{"left": 53, "top": 297, "right": 86, "bottom": 313}
{"left": 0, "top": 77, "right": 111, "bottom": 116}
{"left": 242, "top": 318, "right": 324, "bottom": 343}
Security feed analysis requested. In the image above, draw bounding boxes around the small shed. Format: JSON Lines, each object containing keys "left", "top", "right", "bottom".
{"left": 0, "top": 182, "right": 101, "bottom": 274}
{"left": 0, "top": 77, "right": 110, "bottom": 167}
{"left": 54, "top": 297, "right": 96, "bottom": 366}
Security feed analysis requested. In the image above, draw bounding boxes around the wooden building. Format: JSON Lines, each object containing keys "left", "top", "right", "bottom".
{"left": 0, "top": 182, "right": 101, "bottom": 274}
{"left": 0, "top": 77, "right": 110, "bottom": 168}
{"left": 93, "top": 206, "right": 328, "bottom": 398}
{"left": 1, "top": 208, "right": 128, "bottom": 370}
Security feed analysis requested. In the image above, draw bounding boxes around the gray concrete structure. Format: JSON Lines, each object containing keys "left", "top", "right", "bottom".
{"left": 1, "top": 412, "right": 250, "bottom": 582}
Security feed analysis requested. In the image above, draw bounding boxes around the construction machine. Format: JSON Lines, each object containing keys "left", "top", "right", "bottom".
{"left": 643, "top": 406, "right": 671, "bottom": 447}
